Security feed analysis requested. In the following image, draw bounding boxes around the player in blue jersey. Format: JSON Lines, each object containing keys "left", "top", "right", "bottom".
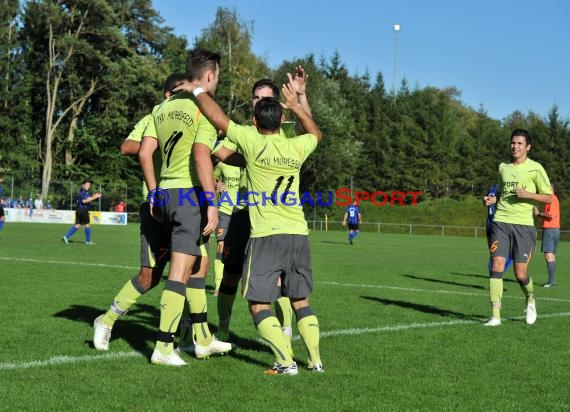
{"left": 486, "top": 184, "right": 512, "bottom": 274}
{"left": 62, "top": 179, "right": 101, "bottom": 244}
{"left": 342, "top": 200, "right": 362, "bottom": 244}
{"left": 0, "top": 201, "right": 5, "bottom": 235}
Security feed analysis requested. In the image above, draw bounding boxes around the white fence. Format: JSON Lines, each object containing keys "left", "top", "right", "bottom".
{"left": 4, "top": 208, "right": 127, "bottom": 225}
{"left": 309, "top": 220, "right": 569, "bottom": 240}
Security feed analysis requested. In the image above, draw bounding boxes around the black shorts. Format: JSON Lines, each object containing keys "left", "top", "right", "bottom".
{"left": 216, "top": 211, "right": 231, "bottom": 242}
{"left": 222, "top": 209, "right": 250, "bottom": 273}
{"left": 490, "top": 221, "right": 536, "bottom": 264}
{"left": 347, "top": 223, "right": 359, "bottom": 231}
{"left": 139, "top": 202, "right": 169, "bottom": 268}
{"left": 0, "top": 205, "right": 4, "bottom": 218}
{"left": 160, "top": 187, "right": 209, "bottom": 256}
{"left": 242, "top": 234, "right": 313, "bottom": 302}
{"left": 75, "top": 208, "right": 90, "bottom": 225}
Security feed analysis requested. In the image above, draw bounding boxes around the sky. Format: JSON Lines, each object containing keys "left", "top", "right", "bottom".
{"left": 152, "top": 0, "right": 570, "bottom": 121}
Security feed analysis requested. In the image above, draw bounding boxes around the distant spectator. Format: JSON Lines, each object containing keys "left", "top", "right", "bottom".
{"left": 0, "top": 201, "right": 4, "bottom": 235}
{"left": 45, "top": 199, "right": 52, "bottom": 210}
{"left": 533, "top": 183, "right": 560, "bottom": 288}
{"left": 34, "top": 195, "right": 43, "bottom": 210}
{"left": 114, "top": 201, "right": 126, "bottom": 213}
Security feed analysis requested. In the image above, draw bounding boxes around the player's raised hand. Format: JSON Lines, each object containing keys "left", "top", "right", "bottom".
{"left": 281, "top": 82, "right": 300, "bottom": 111}
{"left": 292, "top": 66, "right": 308, "bottom": 94}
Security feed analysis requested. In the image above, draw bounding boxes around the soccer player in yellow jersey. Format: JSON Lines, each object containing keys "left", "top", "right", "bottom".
{"left": 92, "top": 73, "right": 186, "bottom": 351}
{"left": 483, "top": 129, "right": 552, "bottom": 326}
{"left": 212, "top": 160, "right": 241, "bottom": 296}
{"left": 184, "top": 75, "right": 324, "bottom": 374}
{"left": 138, "top": 49, "right": 232, "bottom": 366}
{"left": 214, "top": 74, "right": 311, "bottom": 352}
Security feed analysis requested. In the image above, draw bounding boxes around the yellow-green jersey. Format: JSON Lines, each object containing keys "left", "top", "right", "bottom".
{"left": 281, "top": 121, "right": 297, "bottom": 138}
{"left": 126, "top": 112, "right": 162, "bottom": 202}
{"left": 214, "top": 161, "right": 243, "bottom": 215}
{"left": 146, "top": 92, "right": 217, "bottom": 189}
{"left": 225, "top": 120, "right": 318, "bottom": 237}
{"left": 493, "top": 158, "right": 551, "bottom": 226}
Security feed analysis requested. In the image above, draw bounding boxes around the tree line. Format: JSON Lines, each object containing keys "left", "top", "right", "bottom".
{"left": 1, "top": 0, "right": 569, "bottom": 211}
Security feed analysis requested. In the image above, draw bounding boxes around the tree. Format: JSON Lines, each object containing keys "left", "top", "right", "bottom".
{"left": 20, "top": 0, "right": 186, "bottom": 202}
{"left": 195, "top": 7, "right": 270, "bottom": 123}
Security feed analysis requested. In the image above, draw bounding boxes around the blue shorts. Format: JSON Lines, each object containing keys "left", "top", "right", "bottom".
{"left": 541, "top": 228, "right": 560, "bottom": 254}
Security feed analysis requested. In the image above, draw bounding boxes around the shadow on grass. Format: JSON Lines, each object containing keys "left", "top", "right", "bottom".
{"left": 450, "top": 271, "right": 517, "bottom": 283}
{"left": 53, "top": 304, "right": 270, "bottom": 367}
{"left": 402, "top": 274, "right": 486, "bottom": 290}
{"left": 321, "top": 240, "right": 351, "bottom": 245}
{"left": 361, "top": 296, "right": 484, "bottom": 321}
{"left": 54, "top": 303, "right": 159, "bottom": 356}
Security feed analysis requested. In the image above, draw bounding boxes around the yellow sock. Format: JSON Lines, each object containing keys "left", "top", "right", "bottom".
{"left": 275, "top": 297, "right": 293, "bottom": 354}
{"left": 187, "top": 277, "right": 212, "bottom": 347}
{"left": 489, "top": 278, "right": 503, "bottom": 319}
{"left": 254, "top": 310, "right": 293, "bottom": 366}
{"left": 296, "top": 308, "right": 321, "bottom": 368}
{"left": 156, "top": 280, "right": 186, "bottom": 355}
{"left": 214, "top": 259, "right": 224, "bottom": 292}
{"left": 102, "top": 278, "right": 143, "bottom": 326}
{"left": 520, "top": 277, "right": 535, "bottom": 305}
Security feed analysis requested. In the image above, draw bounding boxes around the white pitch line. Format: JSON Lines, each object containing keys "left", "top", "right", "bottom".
{"left": 0, "top": 351, "right": 142, "bottom": 371}
{"left": 2, "top": 256, "right": 570, "bottom": 303}
{"left": 319, "top": 280, "right": 570, "bottom": 303}
{"left": 0, "top": 256, "right": 138, "bottom": 270}
{"left": 3, "top": 311, "right": 570, "bottom": 371}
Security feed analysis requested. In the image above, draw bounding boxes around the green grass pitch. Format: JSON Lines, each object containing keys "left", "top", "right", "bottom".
{"left": 1, "top": 223, "right": 569, "bottom": 411}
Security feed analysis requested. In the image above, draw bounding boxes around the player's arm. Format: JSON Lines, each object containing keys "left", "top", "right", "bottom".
{"left": 515, "top": 187, "right": 552, "bottom": 204}
{"left": 138, "top": 136, "right": 159, "bottom": 194}
{"left": 281, "top": 83, "right": 321, "bottom": 142}
{"left": 120, "top": 140, "right": 140, "bottom": 156}
{"left": 214, "top": 146, "right": 245, "bottom": 168}
{"left": 172, "top": 81, "right": 230, "bottom": 135}
{"left": 358, "top": 212, "right": 363, "bottom": 224}
{"left": 342, "top": 212, "right": 348, "bottom": 226}
{"left": 194, "top": 142, "right": 218, "bottom": 235}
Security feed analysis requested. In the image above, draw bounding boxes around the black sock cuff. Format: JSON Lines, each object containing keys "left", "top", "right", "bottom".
{"left": 164, "top": 280, "right": 186, "bottom": 295}
{"left": 190, "top": 313, "right": 208, "bottom": 323}
{"left": 295, "top": 306, "right": 315, "bottom": 321}
{"left": 219, "top": 281, "right": 238, "bottom": 295}
{"left": 156, "top": 331, "right": 174, "bottom": 343}
{"left": 519, "top": 276, "right": 531, "bottom": 287}
{"left": 186, "top": 277, "right": 206, "bottom": 289}
{"left": 131, "top": 276, "right": 148, "bottom": 294}
{"left": 253, "top": 309, "right": 274, "bottom": 327}
{"left": 490, "top": 271, "right": 503, "bottom": 279}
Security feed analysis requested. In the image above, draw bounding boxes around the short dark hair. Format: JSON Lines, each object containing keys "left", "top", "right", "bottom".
{"left": 163, "top": 72, "right": 188, "bottom": 94}
{"left": 82, "top": 178, "right": 91, "bottom": 184}
{"left": 511, "top": 128, "right": 532, "bottom": 145}
{"left": 185, "top": 49, "right": 221, "bottom": 81}
{"left": 252, "top": 78, "right": 279, "bottom": 99}
{"left": 254, "top": 97, "right": 282, "bottom": 132}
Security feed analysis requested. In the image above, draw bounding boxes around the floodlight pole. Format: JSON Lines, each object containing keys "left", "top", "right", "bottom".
{"left": 392, "top": 23, "right": 401, "bottom": 97}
